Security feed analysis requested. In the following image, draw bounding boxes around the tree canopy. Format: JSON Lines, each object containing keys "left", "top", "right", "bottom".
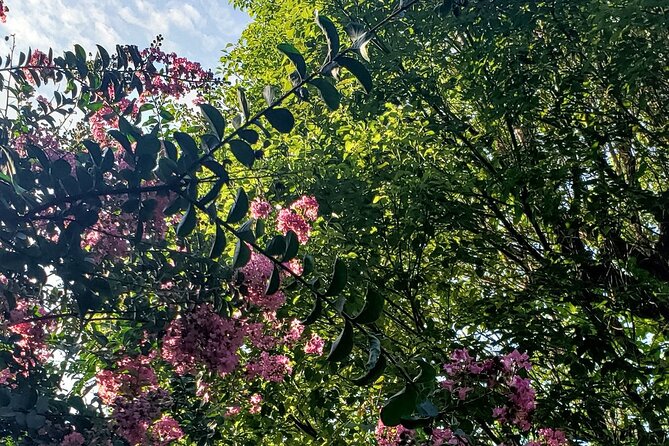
{"left": 0, "top": 0, "right": 667, "bottom": 445}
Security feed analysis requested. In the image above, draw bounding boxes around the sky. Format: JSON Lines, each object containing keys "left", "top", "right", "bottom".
{"left": 0, "top": 0, "right": 251, "bottom": 71}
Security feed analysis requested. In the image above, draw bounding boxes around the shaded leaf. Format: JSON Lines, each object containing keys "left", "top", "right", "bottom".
{"left": 352, "top": 287, "right": 384, "bottom": 324}
{"left": 326, "top": 319, "right": 354, "bottom": 362}
{"left": 337, "top": 56, "right": 373, "bottom": 93}
{"left": 227, "top": 188, "right": 249, "bottom": 223}
{"left": 264, "top": 108, "right": 295, "bottom": 134}
{"left": 324, "top": 256, "right": 347, "bottom": 296}
{"left": 199, "top": 103, "right": 226, "bottom": 139}
{"left": 176, "top": 204, "right": 197, "bottom": 237}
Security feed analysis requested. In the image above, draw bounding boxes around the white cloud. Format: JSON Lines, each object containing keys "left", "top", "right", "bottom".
{"left": 0, "top": 0, "right": 250, "bottom": 69}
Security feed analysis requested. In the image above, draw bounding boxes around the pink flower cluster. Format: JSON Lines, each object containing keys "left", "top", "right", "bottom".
{"left": 96, "top": 354, "right": 157, "bottom": 405}
{"left": 375, "top": 420, "right": 415, "bottom": 446}
{"left": 23, "top": 49, "right": 55, "bottom": 84}
{"left": 303, "top": 333, "right": 325, "bottom": 355}
{"left": 82, "top": 207, "right": 134, "bottom": 262}
{"left": 161, "top": 304, "right": 244, "bottom": 376}
{"left": 60, "top": 432, "right": 85, "bottom": 446}
{"left": 14, "top": 127, "right": 75, "bottom": 170}
{"left": 141, "top": 46, "right": 213, "bottom": 98}
{"left": 249, "top": 393, "right": 263, "bottom": 414}
{"left": 0, "top": 1, "right": 7, "bottom": 23}
{"left": 246, "top": 351, "right": 293, "bottom": 382}
{"left": 527, "top": 428, "right": 569, "bottom": 446}
{"left": 250, "top": 198, "right": 273, "bottom": 219}
{"left": 152, "top": 415, "right": 185, "bottom": 445}
{"left": 239, "top": 250, "right": 286, "bottom": 311}
{"left": 431, "top": 428, "right": 468, "bottom": 446}
{"left": 276, "top": 195, "right": 319, "bottom": 244}
{"left": 112, "top": 389, "right": 171, "bottom": 445}
{"left": 8, "top": 301, "right": 52, "bottom": 370}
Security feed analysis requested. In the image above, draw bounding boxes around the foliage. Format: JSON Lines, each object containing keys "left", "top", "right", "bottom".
{"left": 0, "top": 0, "right": 668, "bottom": 445}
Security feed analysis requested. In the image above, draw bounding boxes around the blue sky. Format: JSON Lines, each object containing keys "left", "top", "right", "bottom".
{"left": 0, "top": 0, "right": 250, "bottom": 70}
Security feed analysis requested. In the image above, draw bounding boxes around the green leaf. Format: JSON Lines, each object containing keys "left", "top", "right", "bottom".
{"left": 315, "top": 12, "right": 340, "bottom": 63}
{"left": 345, "top": 22, "right": 372, "bottom": 61}
{"left": 199, "top": 103, "right": 226, "bottom": 139}
{"left": 413, "top": 360, "right": 436, "bottom": 384}
{"left": 227, "top": 188, "right": 249, "bottom": 223}
{"left": 135, "top": 134, "right": 161, "bottom": 157}
{"left": 228, "top": 139, "right": 255, "bottom": 168}
{"left": 50, "top": 159, "right": 71, "bottom": 179}
{"left": 174, "top": 132, "right": 199, "bottom": 159}
{"left": 176, "top": 204, "right": 197, "bottom": 237}
{"left": 303, "top": 254, "right": 315, "bottom": 275}
{"left": 266, "top": 265, "right": 281, "bottom": 295}
{"left": 352, "top": 336, "right": 386, "bottom": 385}
{"left": 209, "top": 224, "right": 226, "bottom": 259}
{"left": 337, "top": 56, "right": 373, "bottom": 94}
{"left": 264, "top": 108, "right": 295, "bottom": 134}
{"left": 400, "top": 416, "right": 432, "bottom": 429}
{"left": 324, "top": 256, "right": 347, "bottom": 296}
{"left": 238, "top": 129, "right": 259, "bottom": 145}
{"left": 233, "top": 239, "right": 251, "bottom": 268}
{"left": 326, "top": 319, "right": 354, "bottom": 362}
{"left": 237, "top": 88, "right": 249, "bottom": 119}
{"left": 301, "top": 294, "right": 323, "bottom": 325}
{"left": 282, "top": 230, "right": 299, "bottom": 261}
{"left": 108, "top": 130, "right": 132, "bottom": 153}
{"left": 309, "top": 78, "right": 341, "bottom": 110}
{"left": 263, "top": 85, "right": 278, "bottom": 106}
{"left": 352, "top": 287, "right": 384, "bottom": 324}
{"left": 266, "top": 235, "right": 287, "bottom": 256}
{"left": 202, "top": 158, "right": 228, "bottom": 178}
{"left": 380, "top": 386, "right": 418, "bottom": 427}
{"left": 82, "top": 140, "right": 102, "bottom": 165}
{"left": 277, "top": 43, "right": 307, "bottom": 79}
{"left": 25, "top": 411, "right": 46, "bottom": 430}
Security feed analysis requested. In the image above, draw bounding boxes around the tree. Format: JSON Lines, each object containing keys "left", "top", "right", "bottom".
{"left": 1, "top": 0, "right": 668, "bottom": 445}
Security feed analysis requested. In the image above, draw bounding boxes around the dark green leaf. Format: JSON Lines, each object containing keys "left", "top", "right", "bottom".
{"left": 82, "top": 140, "right": 102, "bottom": 165}
{"left": 266, "top": 235, "right": 286, "bottom": 256}
{"left": 380, "top": 386, "right": 418, "bottom": 427}
{"left": 352, "top": 336, "right": 386, "bottom": 385}
{"left": 202, "top": 158, "right": 228, "bottom": 178}
{"left": 176, "top": 204, "right": 197, "bottom": 237}
{"left": 326, "top": 319, "right": 354, "bottom": 362}
{"left": 174, "top": 132, "right": 199, "bottom": 159}
{"left": 325, "top": 256, "right": 347, "bottom": 296}
{"left": 282, "top": 230, "right": 299, "bottom": 261}
{"left": 233, "top": 239, "right": 251, "bottom": 268}
{"left": 266, "top": 265, "right": 281, "bottom": 295}
{"left": 200, "top": 103, "right": 226, "bottom": 139}
{"left": 228, "top": 139, "right": 255, "bottom": 168}
{"left": 50, "top": 159, "right": 71, "bottom": 179}
{"left": 301, "top": 294, "right": 323, "bottom": 325}
{"left": 309, "top": 78, "right": 341, "bottom": 110}
{"left": 227, "top": 188, "right": 248, "bottom": 223}
{"left": 264, "top": 108, "right": 295, "bottom": 134}
{"left": 277, "top": 43, "right": 307, "bottom": 79}
{"left": 315, "top": 12, "right": 340, "bottom": 63}
{"left": 352, "top": 287, "right": 384, "bottom": 324}
{"left": 209, "top": 224, "right": 226, "bottom": 259}
{"left": 413, "top": 360, "right": 436, "bottom": 384}
{"left": 237, "top": 88, "right": 249, "bottom": 119}
{"left": 337, "top": 56, "right": 373, "bottom": 94}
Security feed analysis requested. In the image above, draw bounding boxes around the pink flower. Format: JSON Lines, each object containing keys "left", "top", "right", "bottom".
{"left": 60, "top": 432, "right": 85, "bottom": 446}
{"left": 290, "top": 195, "right": 319, "bottom": 221}
{"left": 0, "top": 1, "right": 8, "bottom": 23}
{"left": 502, "top": 350, "right": 532, "bottom": 371}
{"left": 96, "top": 355, "right": 157, "bottom": 405}
{"left": 283, "top": 319, "right": 304, "bottom": 345}
{"left": 152, "top": 415, "right": 184, "bottom": 445}
{"left": 239, "top": 251, "right": 286, "bottom": 310}
{"left": 536, "top": 428, "right": 568, "bottom": 446}
{"left": 250, "top": 198, "right": 273, "bottom": 219}
{"left": 246, "top": 351, "right": 293, "bottom": 382}
{"left": 431, "top": 428, "right": 453, "bottom": 446}
{"left": 161, "top": 304, "right": 244, "bottom": 376}
{"left": 249, "top": 393, "right": 263, "bottom": 414}
{"left": 375, "top": 419, "right": 414, "bottom": 446}
{"left": 303, "top": 334, "right": 325, "bottom": 355}
{"left": 457, "top": 386, "right": 472, "bottom": 400}
{"left": 225, "top": 406, "right": 241, "bottom": 417}
{"left": 276, "top": 208, "right": 312, "bottom": 244}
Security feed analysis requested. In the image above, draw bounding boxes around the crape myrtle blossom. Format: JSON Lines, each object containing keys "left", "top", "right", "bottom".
{"left": 303, "top": 333, "right": 325, "bottom": 355}
{"left": 8, "top": 301, "right": 53, "bottom": 371}
{"left": 239, "top": 250, "right": 286, "bottom": 311}
{"left": 246, "top": 351, "right": 293, "bottom": 382}
{"left": 161, "top": 304, "right": 244, "bottom": 377}
{"left": 60, "top": 432, "right": 85, "bottom": 446}
{"left": 250, "top": 198, "right": 272, "bottom": 219}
